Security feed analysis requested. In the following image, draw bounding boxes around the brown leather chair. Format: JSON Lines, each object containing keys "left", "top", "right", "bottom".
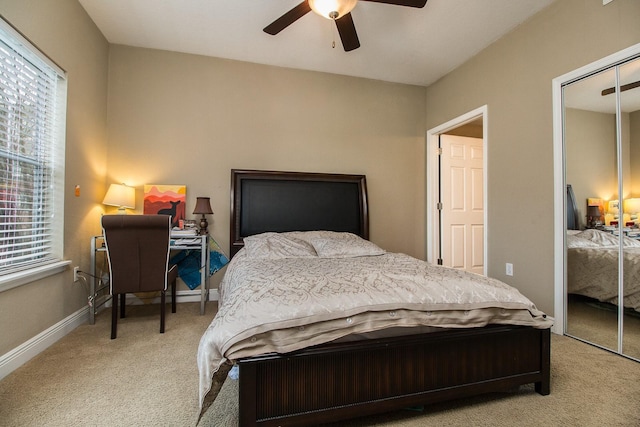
{"left": 101, "top": 214, "right": 177, "bottom": 339}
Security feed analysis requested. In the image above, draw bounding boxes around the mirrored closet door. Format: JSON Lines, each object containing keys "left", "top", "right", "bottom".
{"left": 563, "top": 52, "right": 640, "bottom": 361}
{"left": 620, "top": 58, "right": 640, "bottom": 361}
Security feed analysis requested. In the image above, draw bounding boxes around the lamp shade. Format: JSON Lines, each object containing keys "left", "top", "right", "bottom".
{"left": 309, "top": 0, "right": 357, "bottom": 19}
{"left": 102, "top": 183, "right": 135, "bottom": 210}
{"left": 624, "top": 198, "right": 640, "bottom": 214}
{"left": 193, "top": 197, "right": 213, "bottom": 215}
{"left": 587, "top": 205, "right": 600, "bottom": 217}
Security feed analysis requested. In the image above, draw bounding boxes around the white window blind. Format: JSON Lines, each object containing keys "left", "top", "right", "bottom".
{"left": 0, "top": 18, "right": 67, "bottom": 277}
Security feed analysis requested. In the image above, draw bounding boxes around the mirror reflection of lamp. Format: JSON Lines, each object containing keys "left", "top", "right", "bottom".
{"left": 193, "top": 197, "right": 214, "bottom": 235}
{"left": 606, "top": 199, "right": 620, "bottom": 226}
{"left": 624, "top": 198, "right": 640, "bottom": 227}
{"left": 102, "top": 183, "right": 135, "bottom": 214}
{"left": 586, "top": 205, "right": 601, "bottom": 228}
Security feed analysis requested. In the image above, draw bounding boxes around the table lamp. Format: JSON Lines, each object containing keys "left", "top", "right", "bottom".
{"left": 586, "top": 205, "right": 601, "bottom": 228}
{"left": 624, "top": 198, "right": 640, "bottom": 226}
{"left": 103, "top": 183, "right": 135, "bottom": 214}
{"left": 193, "top": 197, "right": 213, "bottom": 235}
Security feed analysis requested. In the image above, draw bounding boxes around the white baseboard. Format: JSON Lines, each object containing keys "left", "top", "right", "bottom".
{"left": 177, "top": 288, "right": 219, "bottom": 303}
{"left": 0, "top": 305, "right": 89, "bottom": 381}
{"left": 0, "top": 289, "right": 219, "bottom": 381}
{"left": 103, "top": 288, "right": 219, "bottom": 307}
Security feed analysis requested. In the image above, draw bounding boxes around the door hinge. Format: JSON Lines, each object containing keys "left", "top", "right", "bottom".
{"left": 437, "top": 202, "right": 443, "bottom": 210}
{"left": 436, "top": 147, "right": 443, "bottom": 155}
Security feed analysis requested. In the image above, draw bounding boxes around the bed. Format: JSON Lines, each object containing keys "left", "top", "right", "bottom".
{"left": 565, "top": 184, "right": 640, "bottom": 312}
{"left": 197, "top": 169, "right": 552, "bottom": 426}
{"left": 567, "top": 229, "right": 640, "bottom": 312}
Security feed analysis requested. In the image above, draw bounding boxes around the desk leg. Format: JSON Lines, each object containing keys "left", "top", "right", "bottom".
{"left": 200, "top": 236, "right": 209, "bottom": 315}
{"left": 89, "top": 236, "right": 97, "bottom": 325}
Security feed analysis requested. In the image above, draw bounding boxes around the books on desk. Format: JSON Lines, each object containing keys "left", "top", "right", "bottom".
{"left": 171, "top": 227, "right": 200, "bottom": 245}
{"left": 171, "top": 227, "right": 198, "bottom": 236}
{"left": 172, "top": 238, "right": 201, "bottom": 245}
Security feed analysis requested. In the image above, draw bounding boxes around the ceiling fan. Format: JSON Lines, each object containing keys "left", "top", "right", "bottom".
{"left": 601, "top": 80, "right": 640, "bottom": 96}
{"left": 263, "top": 0, "right": 428, "bottom": 52}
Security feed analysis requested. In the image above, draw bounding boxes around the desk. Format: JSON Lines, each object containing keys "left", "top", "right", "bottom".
{"left": 89, "top": 233, "right": 210, "bottom": 325}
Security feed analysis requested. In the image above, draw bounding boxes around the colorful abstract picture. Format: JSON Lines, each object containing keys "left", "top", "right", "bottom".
{"left": 144, "top": 184, "right": 186, "bottom": 228}
{"left": 587, "top": 197, "right": 604, "bottom": 216}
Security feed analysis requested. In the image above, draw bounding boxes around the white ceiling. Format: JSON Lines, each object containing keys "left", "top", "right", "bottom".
{"left": 564, "top": 58, "right": 640, "bottom": 114}
{"left": 78, "top": 0, "right": 556, "bottom": 87}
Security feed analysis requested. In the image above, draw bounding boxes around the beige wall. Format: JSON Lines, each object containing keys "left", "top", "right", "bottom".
{"left": 106, "top": 45, "right": 427, "bottom": 289}
{"left": 425, "top": 0, "right": 640, "bottom": 314}
{"left": 631, "top": 111, "right": 640, "bottom": 196}
{"left": 0, "top": 0, "right": 109, "bottom": 354}
{"left": 565, "top": 108, "right": 617, "bottom": 228}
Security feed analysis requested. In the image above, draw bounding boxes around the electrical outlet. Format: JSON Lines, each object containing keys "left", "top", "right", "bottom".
{"left": 73, "top": 266, "right": 80, "bottom": 282}
{"left": 506, "top": 263, "right": 513, "bottom": 276}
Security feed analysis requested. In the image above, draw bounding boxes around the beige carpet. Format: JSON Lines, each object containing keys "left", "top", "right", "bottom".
{"left": 567, "top": 295, "right": 640, "bottom": 359}
{"left": 1, "top": 302, "right": 640, "bottom": 426}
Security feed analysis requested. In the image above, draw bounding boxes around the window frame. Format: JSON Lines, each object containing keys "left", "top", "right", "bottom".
{"left": 0, "top": 17, "right": 69, "bottom": 292}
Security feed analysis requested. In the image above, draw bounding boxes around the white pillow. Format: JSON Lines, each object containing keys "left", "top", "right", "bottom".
{"left": 286, "top": 231, "right": 386, "bottom": 258}
{"left": 243, "top": 232, "right": 317, "bottom": 259}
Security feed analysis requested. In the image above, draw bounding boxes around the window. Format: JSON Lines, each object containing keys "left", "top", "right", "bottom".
{"left": 0, "top": 18, "right": 67, "bottom": 289}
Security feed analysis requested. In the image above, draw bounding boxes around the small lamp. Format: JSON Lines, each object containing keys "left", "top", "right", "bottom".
{"left": 193, "top": 197, "right": 213, "bottom": 235}
{"left": 624, "top": 198, "right": 640, "bottom": 226}
{"left": 103, "top": 183, "right": 135, "bottom": 214}
{"left": 606, "top": 199, "right": 620, "bottom": 226}
{"left": 586, "top": 205, "right": 601, "bottom": 228}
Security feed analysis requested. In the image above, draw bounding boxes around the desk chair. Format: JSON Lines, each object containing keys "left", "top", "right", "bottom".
{"left": 102, "top": 214, "right": 178, "bottom": 339}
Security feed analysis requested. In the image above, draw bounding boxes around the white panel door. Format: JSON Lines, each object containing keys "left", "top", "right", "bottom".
{"left": 440, "top": 135, "right": 484, "bottom": 274}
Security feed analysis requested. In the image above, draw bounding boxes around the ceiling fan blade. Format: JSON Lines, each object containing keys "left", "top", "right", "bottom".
{"left": 601, "top": 80, "right": 640, "bottom": 96}
{"left": 263, "top": 1, "right": 312, "bottom": 35}
{"left": 361, "top": 0, "right": 427, "bottom": 7}
{"left": 335, "top": 13, "right": 360, "bottom": 52}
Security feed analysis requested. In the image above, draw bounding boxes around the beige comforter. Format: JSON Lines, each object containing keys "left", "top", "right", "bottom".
{"left": 568, "top": 247, "right": 640, "bottom": 312}
{"left": 567, "top": 229, "right": 640, "bottom": 311}
{"left": 197, "top": 248, "right": 552, "bottom": 411}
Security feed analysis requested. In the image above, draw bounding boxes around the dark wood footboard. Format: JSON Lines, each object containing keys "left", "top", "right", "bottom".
{"left": 237, "top": 325, "right": 551, "bottom": 427}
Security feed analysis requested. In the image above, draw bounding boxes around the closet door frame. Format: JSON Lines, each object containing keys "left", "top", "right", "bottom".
{"left": 553, "top": 43, "right": 640, "bottom": 345}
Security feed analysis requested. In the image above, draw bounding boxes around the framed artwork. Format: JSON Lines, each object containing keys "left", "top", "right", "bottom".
{"left": 587, "top": 197, "right": 604, "bottom": 215}
{"left": 144, "top": 184, "right": 186, "bottom": 228}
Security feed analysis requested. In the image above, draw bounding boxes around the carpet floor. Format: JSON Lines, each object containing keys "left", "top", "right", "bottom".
{"left": 1, "top": 302, "right": 640, "bottom": 426}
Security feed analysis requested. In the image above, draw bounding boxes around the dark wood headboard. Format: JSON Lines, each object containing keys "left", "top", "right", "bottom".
{"left": 230, "top": 169, "right": 369, "bottom": 257}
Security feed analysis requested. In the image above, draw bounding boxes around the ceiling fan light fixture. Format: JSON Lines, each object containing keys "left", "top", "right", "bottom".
{"left": 309, "top": 0, "right": 358, "bottom": 20}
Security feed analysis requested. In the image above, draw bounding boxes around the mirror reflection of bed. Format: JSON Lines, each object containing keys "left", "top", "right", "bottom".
{"left": 565, "top": 183, "right": 640, "bottom": 359}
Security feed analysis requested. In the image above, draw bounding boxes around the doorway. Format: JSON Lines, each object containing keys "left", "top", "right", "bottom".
{"left": 426, "top": 106, "right": 488, "bottom": 275}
